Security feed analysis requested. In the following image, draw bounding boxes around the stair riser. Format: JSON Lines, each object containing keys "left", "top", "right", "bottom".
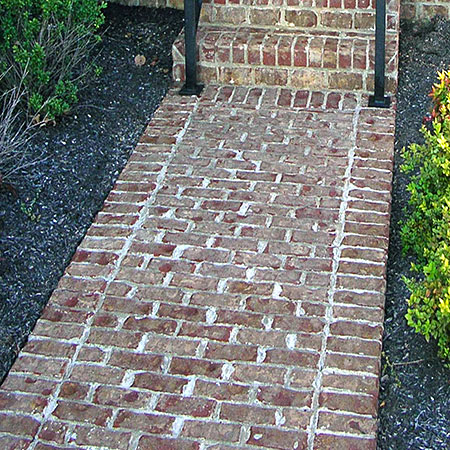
{"left": 200, "top": 5, "right": 399, "bottom": 32}
{"left": 173, "top": 31, "right": 398, "bottom": 93}
{"left": 174, "top": 63, "right": 397, "bottom": 93}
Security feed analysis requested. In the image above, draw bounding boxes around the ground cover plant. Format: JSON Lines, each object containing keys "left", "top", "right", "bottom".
{"left": 0, "top": 3, "right": 184, "bottom": 383}
{"left": 377, "top": 17, "right": 450, "bottom": 450}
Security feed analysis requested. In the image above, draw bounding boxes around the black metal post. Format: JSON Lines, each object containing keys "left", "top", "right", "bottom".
{"left": 368, "top": 0, "right": 391, "bottom": 108}
{"left": 179, "top": 0, "right": 204, "bottom": 96}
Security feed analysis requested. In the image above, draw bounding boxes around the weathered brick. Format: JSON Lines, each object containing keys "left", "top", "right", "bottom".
{"left": 0, "top": 413, "right": 40, "bottom": 437}
{"left": 138, "top": 435, "right": 200, "bottom": 450}
{"left": 327, "top": 335, "right": 381, "bottom": 357}
{"left": 52, "top": 400, "right": 113, "bottom": 426}
{"left": 272, "top": 316, "right": 325, "bottom": 333}
{"left": 0, "top": 374, "right": 57, "bottom": 396}
{"left": 204, "top": 342, "right": 258, "bottom": 362}
{"left": 38, "top": 420, "right": 70, "bottom": 444}
{"left": 330, "top": 320, "right": 383, "bottom": 340}
{"left": 11, "top": 355, "right": 68, "bottom": 380}
{"left": 220, "top": 403, "right": 276, "bottom": 425}
{"left": 158, "top": 303, "right": 207, "bottom": 322}
{"left": 178, "top": 323, "right": 232, "bottom": 342}
{"left": 265, "top": 348, "right": 320, "bottom": 368}
{"left": 50, "top": 290, "right": 101, "bottom": 311}
{"left": 123, "top": 317, "right": 177, "bottom": 335}
{"left": 285, "top": 10, "right": 318, "bottom": 27}
{"left": 113, "top": 410, "right": 174, "bottom": 434}
{"left": 32, "top": 320, "right": 85, "bottom": 341}
{"left": 77, "top": 346, "right": 108, "bottom": 362}
{"left": 257, "top": 386, "right": 312, "bottom": 408}
{"left": 325, "top": 352, "right": 380, "bottom": 374}
{"left": 93, "top": 386, "right": 153, "bottom": 408}
{"left": 67, "top": 425, "right": 130, "bottom": 448}
{"left": 0, "top": 436, "right": 32, "bottom": 450}
{"left": 313, "top": 433, "right": 376, "bottom": 450}
{"left": 194, "top": 379, "right": 250, "bottom": 402}
{"left": 247, "top": 426, "right": 308, "bottom": 449}
{"left": 318, "top": 410, "right": 376, "bottom": 435}
{"left": 319, "top": 391, "right": 378, "bottom": 416}
{"left": 322, "top": 372, "right": 378, "bottom": 396}
{"left": 233, "top": 364, "right": 286, "bottom": 384}
{"left": 87, "top": 328, "right": 142, "bottom": 348}
{"left": 145, "top": 335, "right": 200, "bottom": 356}
{"left": 156, "top": 394, "right": 216, "bottom": 417}
{"left": 170, "top": 357, "right": 223, "bottom": 378}
{"left": 133, "top": 372, "right": 189, "bottom": 393}
{"left": 70, "top": 364, "right": 125, "bottom": 385}
{"left": 182, "top": 420, "right": 241, "bottom": 442}
{"left": 59, "top": 381, "right": 89, "bottom": 401}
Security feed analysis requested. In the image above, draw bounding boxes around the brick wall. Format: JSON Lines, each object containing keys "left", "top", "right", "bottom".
{"left": 110, "top": 0, "right": 183, "bottom": 8}
{"left": 111, "top": 0, "right": 449, "bottom": 21}
{"left": 401, "top": 0, "right": 450, "bottom": 20}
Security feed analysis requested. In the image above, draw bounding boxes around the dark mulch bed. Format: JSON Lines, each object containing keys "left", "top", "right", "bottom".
{"left": 0, "top": 3, "right": 184, "bottom": 383}
{"left": 377, "top": 17, "right": 450, "bottom": 450}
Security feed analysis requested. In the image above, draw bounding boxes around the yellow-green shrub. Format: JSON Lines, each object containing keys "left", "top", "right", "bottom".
{"left": 401, "top": 70, "right": 450, "bottom": 362}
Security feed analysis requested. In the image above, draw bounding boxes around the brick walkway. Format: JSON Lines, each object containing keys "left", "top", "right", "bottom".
{"left": 0, "top": 85, "right": 395, "bottom": 449}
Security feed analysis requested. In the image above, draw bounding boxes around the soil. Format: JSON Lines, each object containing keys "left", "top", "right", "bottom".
{"left": 0, "top": 3, "right": 184, "bottom": 383}
{"left": 377, "top": 17, "right": 450, "bottom": 450}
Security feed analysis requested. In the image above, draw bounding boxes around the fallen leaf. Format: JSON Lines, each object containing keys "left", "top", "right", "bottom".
{"left": 134, "top": 54, "right": 146, "bottom": 66}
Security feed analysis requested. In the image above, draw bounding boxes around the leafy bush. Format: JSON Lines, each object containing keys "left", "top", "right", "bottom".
{"left": 401, "top": 70, "right": 450, "bottom": 362}
{"left": 0, "top": 0, "right": 106, "bottom": 119}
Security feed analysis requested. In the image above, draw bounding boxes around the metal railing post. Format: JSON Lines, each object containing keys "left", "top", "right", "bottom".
{"left": 368, "top": 0, "right": 391, "bottom": 108}
{"left": 179, "top": 0, "right": 204, "bottom": 96}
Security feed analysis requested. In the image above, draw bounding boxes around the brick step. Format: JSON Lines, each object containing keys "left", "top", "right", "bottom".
{"left": 172, "top": 26, "right": 398, "bottom": 93}
{"left": 200, "top": 0, "right": 399, "bottom": 33}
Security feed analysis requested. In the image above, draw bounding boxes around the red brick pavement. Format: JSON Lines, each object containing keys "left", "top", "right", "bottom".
{"left": 0, "top": 85, "right": 395, "bottom": 449}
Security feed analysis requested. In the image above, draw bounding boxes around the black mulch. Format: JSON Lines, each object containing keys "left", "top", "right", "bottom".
{"left": 0, "top": 3, "right": 184, "bottom": 383}
{"left": 377, "top": 17, "right": 450, "bottom": 450}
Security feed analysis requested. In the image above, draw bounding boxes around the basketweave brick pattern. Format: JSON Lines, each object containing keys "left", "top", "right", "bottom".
{"left": 0, "top": 85, "right": 395, "bottom": 449}
{"left": 172, "top": 0, "right": 400, "bottom": 93}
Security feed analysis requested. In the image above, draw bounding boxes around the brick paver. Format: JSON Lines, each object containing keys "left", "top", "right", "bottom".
{"left": 0, "top": 85, "right": 395, "bottom": 449}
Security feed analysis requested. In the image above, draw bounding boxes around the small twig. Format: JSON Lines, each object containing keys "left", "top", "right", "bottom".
{"left": 393, "top": 358, "right": 426, "bottom": 366}
{"left": 74, "top": 104, "right": 115, "bottom": 111}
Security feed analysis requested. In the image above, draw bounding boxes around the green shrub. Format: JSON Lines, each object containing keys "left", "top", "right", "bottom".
{"left": 401, "top": 70, "right": 450, "bottom": 362}
{"left": 0, "top": 0, "right": 106, "bottom": 119}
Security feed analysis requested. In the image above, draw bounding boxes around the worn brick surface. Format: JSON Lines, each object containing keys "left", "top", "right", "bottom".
{"left": 173, "top": 26, "right": 399, "bottom": 93}
{"left": 401, "top": 0, "right": 450, "bottom": 20}
{"left": 112, "top": 0, "right": 450, "bottom": 22}
{"left": 0, "top": 85, "right": 395, "bottom": 449}
{"left": 172, "top": 0, "right": 400, "bottom": 93}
